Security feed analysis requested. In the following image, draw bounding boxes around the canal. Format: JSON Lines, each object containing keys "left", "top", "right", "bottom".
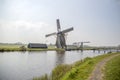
{"left": 0, "top": 50, "right": 108, "bottom": 80}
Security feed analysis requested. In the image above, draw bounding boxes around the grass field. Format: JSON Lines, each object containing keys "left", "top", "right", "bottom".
{"left": 104, "top": 54, "right": 120, "bottom": 80}
{"left": 33, "top": 52, "right": 120, "bottom": 80}
{"left": 0, "top": 44, "right": 24, "bottom": 51}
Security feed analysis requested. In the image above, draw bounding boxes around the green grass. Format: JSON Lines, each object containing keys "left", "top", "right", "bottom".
{"left": 62, "top": 58, "right": 95, "bottom": 80}
{"left": 0, "top": 44, "right": 26, "bottom": 51}
{"left": 0, "top": 44, "right": 22, "bottom": 48}
{"left": 33, "top": 52, "right": 120, "bottom": 80}
{"left": 104, "top": 54, "right": 120, "bottom": 80}
{"left": 60, "top": 53, "right": 119, "bottom": 80}
{"left": 33, "top": 74, "right": 48, "bottom": 80}
{"left": 52, "top": 64, "right": 72, "bottom": 80}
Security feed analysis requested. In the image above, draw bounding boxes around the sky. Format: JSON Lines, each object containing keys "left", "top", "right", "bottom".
{"left": 0, "top": 0, "right": 120, "bottom": 46}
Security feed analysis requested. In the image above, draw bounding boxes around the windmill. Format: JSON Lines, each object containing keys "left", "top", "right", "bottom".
{"left": 45, "top": 19, "right": 74, "bottom": 49}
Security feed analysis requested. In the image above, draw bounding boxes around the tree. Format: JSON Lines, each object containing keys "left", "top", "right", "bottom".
{"left": 20, "top": 46, "right": 26, "bottom": 51}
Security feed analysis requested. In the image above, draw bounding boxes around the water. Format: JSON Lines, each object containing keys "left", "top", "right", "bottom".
{"left": 0, "top": 50, "right": 109, "bottom": 80}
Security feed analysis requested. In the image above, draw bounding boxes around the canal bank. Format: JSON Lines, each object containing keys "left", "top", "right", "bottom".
{"left": 33, "top": 52, "right": 120, "bottom": 80}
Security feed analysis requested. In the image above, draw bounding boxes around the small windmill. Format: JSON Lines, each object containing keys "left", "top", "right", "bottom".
{"left": 79, "top": 42, "right": 90, "bottom": 49}
{"left": 45, "top": 19, "right": 74, "bottom": 49}
{"left": 73, "top": 41, "right": 90, "bottom": 49}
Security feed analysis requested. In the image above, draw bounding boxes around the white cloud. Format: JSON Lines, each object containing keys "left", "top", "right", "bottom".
{"left": 0, "top": 20, "right": 56, "bottom": 43}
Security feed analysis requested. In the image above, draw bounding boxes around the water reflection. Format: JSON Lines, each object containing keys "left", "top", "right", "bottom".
{"left": 28, "top": 51, "right": 47, "bottom": 54}
{"left": 55, "top": 51, "right": 65, "bottom": 65}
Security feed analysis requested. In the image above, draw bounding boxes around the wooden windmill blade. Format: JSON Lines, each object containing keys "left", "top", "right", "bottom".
{"left": 45, "top": 32, "right": 57, "bottom": 37}
{"left": 56, "top": 19, "right": 61, "bottom": 32}
{"left": 61, "top": 27, "right": 74, "bottom": 34}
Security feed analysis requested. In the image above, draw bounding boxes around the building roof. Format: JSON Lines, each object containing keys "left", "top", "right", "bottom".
{"left": 28, "top": 43, "right": 47, "bottom": 48}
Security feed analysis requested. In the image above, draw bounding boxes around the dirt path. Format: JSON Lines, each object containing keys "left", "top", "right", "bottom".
{"left": 88, "top": 54, "right": 120, "bottom": 80}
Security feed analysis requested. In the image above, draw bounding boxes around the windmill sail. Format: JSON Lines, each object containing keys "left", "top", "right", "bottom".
{"left": 45, "top": 32, "right": 56, "bottom": 37}
{"left": 61, "top": 27, "right": 73, "bottom": 34}
{"left": 56, "top": 19, "right": 61, "bottom": 32}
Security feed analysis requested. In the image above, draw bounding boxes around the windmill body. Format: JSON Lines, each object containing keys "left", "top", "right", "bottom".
{"left": 45, "top": 19, "right": 73, "bottom": 49}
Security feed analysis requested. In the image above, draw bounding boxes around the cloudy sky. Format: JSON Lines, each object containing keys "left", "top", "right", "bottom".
{"left": 0, "top": 0, "right": 120, "bottom": 46}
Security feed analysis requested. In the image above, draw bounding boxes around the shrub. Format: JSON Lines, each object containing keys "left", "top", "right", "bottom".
{"left": 33, "top": 74, "right": 48, "bottom": 80}
{"left": 52, "top": 64, "right": 72, "bottom": 80}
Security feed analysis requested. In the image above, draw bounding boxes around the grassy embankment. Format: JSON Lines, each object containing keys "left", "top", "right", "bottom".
{"left": 0, "top": 44, "right": 22, "bottom": 51}
{"left": 33, "top": 52, "right": 120, "bottom": 80}
{"left": 104, "top": 54, "right": 120, "bottom": 80}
